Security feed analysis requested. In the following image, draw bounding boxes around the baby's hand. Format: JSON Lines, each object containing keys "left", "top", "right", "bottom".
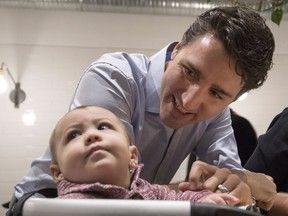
{"left": 199, "top": 193, "right": 240, "bottom": 206}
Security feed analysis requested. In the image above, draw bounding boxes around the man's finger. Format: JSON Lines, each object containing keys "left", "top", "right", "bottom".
{"left": 187, "top": 161, "right": 217, "bottom": 183}
{"left": 203, "top": 167, "right": 232, "bottom": 192}
{"left": 178, "top": 181, "right": 203, "bottom": 191}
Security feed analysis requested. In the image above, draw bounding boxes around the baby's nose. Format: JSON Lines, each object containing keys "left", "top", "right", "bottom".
{"left": 85, "top": 132, "right": 101, "bottom": 145}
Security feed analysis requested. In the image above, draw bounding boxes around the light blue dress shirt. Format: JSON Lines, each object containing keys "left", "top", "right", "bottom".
{"left": 15, "top": 42, "right": 242, "bottom": 198}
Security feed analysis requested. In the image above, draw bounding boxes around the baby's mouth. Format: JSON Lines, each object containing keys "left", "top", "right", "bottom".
{"left": 87, "top": 145, "right": 105, "bottom": 157}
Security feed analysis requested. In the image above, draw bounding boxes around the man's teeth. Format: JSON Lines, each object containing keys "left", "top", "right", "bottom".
{"left": 176, "top": 103, "right": 189, "bottom": 114}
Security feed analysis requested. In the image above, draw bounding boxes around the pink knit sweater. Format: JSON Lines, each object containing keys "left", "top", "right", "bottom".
{"left": 57, "top": 164, "right": 212, "bottom": 202}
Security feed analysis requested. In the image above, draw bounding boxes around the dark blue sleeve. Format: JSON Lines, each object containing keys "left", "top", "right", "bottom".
{"left": 245, "top": 108, "right": 288, "bottom": 192}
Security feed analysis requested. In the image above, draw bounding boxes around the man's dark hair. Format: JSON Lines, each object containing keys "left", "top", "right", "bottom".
{"left": 179, "top": 6, "right": 275, "bottom": 98}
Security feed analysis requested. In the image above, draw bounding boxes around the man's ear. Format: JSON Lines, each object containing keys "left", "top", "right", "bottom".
{"left": 50, "top": 164, "right": 64, "bottom": 183}
{"left": 129, "top": 145, "right": 138, "bottom": 168}
{"left": 171, "top": 42, "right": 181, "bottom": 60}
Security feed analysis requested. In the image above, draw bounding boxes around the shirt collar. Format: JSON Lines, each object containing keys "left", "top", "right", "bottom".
{"left": 145, "top": 42, "right": 178, "bottom": 113}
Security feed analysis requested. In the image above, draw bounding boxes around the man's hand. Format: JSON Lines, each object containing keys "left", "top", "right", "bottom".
{"left": 179, "top": 161, "right": 276, "bottom": 211}
{"left": 234, "top": 170, "right": 276, "bottom": 211}
{"left": 178, "top": 161, "right": 253, "bottom": 206}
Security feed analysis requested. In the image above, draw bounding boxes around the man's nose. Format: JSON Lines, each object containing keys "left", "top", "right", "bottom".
{"left": 182, "top": 85, "right": 205, "bottom": 112}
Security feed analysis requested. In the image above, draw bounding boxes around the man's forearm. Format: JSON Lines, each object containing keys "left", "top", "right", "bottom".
{"left": 268, "top": 193, "right": 288, "bottom": 216}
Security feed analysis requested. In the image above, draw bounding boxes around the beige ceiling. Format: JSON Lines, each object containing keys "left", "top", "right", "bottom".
{"left": 0, "top": 0, "right": 281, "bottom": 17}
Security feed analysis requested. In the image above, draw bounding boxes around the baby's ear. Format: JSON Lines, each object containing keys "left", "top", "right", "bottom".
{"left": 50, "top": 164, "right": 64, "bottom": 183}
{"left": 129, "top": 145, "right": 138, "bottom": 168}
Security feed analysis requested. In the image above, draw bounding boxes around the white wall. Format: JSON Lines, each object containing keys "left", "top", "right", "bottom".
{"left": 0, "top": 7, "right": 287, "bottom": 214}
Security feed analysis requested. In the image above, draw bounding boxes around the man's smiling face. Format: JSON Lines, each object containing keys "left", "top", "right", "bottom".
{"left": 160, "top": 34, "right": 242, "bottom": 129}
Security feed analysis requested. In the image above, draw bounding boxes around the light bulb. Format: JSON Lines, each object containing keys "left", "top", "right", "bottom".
{"left": 0, "top": 74, "right": 8, "bottom": 93}
{"left": 22, "top": 110, "right": 36, "bottom": 126}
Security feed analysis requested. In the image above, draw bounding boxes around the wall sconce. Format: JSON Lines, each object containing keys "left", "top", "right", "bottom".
{"left": 0, "top": 62, "right": 26, "bottom": 108}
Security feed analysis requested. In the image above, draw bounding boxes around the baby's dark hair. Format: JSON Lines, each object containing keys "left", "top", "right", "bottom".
{"left": 179, "top": 6, "right": 275, "bottom": 98}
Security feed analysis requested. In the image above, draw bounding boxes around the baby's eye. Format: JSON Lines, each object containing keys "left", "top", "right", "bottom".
{"left": 98, "top": 123, "right": 111, "bottom": 130}
{"left": 66, "top": 131, "right": 81, "bottom": 142}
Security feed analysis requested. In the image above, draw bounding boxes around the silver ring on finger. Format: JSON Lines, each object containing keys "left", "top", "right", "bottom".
{"left": 217, "top": 184, "right": 229, "bottom": 193}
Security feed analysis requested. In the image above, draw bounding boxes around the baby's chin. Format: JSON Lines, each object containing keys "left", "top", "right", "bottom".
{"left": 78, "top": 167, "right": 129, "bottom": 183}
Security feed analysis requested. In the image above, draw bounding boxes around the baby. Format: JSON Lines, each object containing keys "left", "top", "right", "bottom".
{"left": 49, "top": 106, "right": 239, "bottom": 205}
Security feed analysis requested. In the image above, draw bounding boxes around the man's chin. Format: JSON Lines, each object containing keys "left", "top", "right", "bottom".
{"left": 160, "top": 115, "right": 184, "bottom": 129}
{"left": 161, "top": 114, "right": 201, "bottom": 129}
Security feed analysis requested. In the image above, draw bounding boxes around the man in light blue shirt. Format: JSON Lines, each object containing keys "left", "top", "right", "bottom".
{"left": 10, "top": 6, "right": 276, "bottom": 214}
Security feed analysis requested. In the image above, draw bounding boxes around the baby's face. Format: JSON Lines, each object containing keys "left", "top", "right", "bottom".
{"left": 53, "top": 106, "right": 133, "bottom": 187}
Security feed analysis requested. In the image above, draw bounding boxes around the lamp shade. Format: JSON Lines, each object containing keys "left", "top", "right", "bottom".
{"left": 0, "top": 62, "right": 26, "bottom": 108}
{"left": 9, "top": 83, "right": 26, "bottom": 108}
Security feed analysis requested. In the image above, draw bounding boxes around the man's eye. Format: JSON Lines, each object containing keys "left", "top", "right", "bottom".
{"left": 210, "top": 89, "right": 224, "bottom": 100}
{"left": 98, "top": 123, "right": 111, "bottom": 130}
{"left": 67, "top": 131, "right": 81, "bottom": 142}
{"left": 183, "top": 67, "right": 199, "bottom": 81}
